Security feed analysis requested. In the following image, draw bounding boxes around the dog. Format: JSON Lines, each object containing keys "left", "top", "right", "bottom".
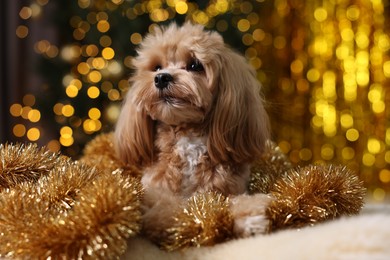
{"left": 115, "top": 23, "right": 272, "bottom": 242}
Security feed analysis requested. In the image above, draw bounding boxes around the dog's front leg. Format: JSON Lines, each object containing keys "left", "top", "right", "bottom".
{"left": 141, "top": 189, "right": 184, "bottom": 244}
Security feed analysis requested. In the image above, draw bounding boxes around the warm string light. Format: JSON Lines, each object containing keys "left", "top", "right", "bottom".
{"left": 10, "top": 0, "right": 390, "bottom": 201}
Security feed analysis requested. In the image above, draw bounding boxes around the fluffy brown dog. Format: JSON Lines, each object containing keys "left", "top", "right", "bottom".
{"left": 115, "top": 23, "right": 272, "bottom": 242}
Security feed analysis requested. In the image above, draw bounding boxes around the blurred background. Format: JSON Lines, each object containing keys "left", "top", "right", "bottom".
{"left": 1, "top": 0, "right": 389, "bottom": 201}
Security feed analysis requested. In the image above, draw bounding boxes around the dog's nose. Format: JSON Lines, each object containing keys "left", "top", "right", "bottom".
{"left": 154, "top": 73, "right": 173, "bottom": 90}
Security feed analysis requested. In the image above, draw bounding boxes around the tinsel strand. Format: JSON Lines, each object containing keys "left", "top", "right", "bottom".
{"left": 162, "top": 191, "right": 234, "bottom": 251}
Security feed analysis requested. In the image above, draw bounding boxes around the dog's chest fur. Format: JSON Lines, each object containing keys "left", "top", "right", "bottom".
{"left": 141, "top": 124, "right": 249, "bottom": 197}
{"left": 174, "top": 135, "right": 207, "bottom": 177}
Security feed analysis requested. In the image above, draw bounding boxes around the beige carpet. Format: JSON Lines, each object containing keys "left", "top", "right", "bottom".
{"left": 122, "top": 203, "right": 390, "bottom": 260}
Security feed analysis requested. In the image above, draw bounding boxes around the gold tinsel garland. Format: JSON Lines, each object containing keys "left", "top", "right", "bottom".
{"left": 0, "top": 143, "right": 62, "bottom": 190}
{"left": 249, "top": 140, "right": 292, "bottom": 194}
{"left": 0, "top": 133, "right": 366, "bottom": 257}
{"left": 0, "top": 142, "right": 143, "bottom": 259}
{"left": 162, "top": 192, "right": 233, "bottom": 251}
{"left": 267, "top": 165, "right": 366, "bottom": 232}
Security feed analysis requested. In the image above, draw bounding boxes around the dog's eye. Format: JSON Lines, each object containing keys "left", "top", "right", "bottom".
{"left": 186, "top": 59, "right": 204, "bottom": 72}
{"left": 154, "top": 65, "right": 162, "bottom": 71}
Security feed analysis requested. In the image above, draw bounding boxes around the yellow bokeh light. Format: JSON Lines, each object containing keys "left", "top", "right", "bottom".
{"left": 252, "top": 29, "right": 265, "bottom": 41}
{"left": 340, "top": 114, "right": 353, "bottom": 129}
{"left": 101, "top": 81, "right": 113, "bottom": 93}
{"left": 118, "top": 79, "right": 129, "bottom": 91}
{"left": 367, "top": 138, "right": 381, "bottom": 154}
{"left": 342, "top": 147, "right": 355, "bottom": 160}
{"left": 323, "top": 71, "right": 336, "bottom": 99}
{"left": 245, "top": 47, "right": 257, "bottom": 59}
{"left": 321, "top": 144, "right": 334, "bottom": 160}
{"left": 355, "top": 32, "right": 369, "bottom": 49}
{"left": 83, "top": 119, "right": 102, "bottom": 133}
{"left": 383, "top": 61, "right": 390, "bottom": 78}
{"left": 85, "top": 44, "right": 99, "bottom": 57}
{"left": 111, "top": 0, "right": 124, "bottom": 5}
{"left": 362, "top": 153, "right": 375, "bottom": 166}
{"left": 60, "top": 136, "right": 74, "bottom": 147}
{"left": 97, "top": 20, "right": 110, "bottom": 33}
{"left": 377, "top": 34, "right": 390, "bottom": 51}
{"left": 19, "top": 6, "right": 32, "bottom": 19}
{"left": 150, "top": 8, "right": 169, "bottom": 22}
{"left": 346, "top": 5, "right": 360, "bottom": 21}
{"left": 296, "top": 79, "right": 309, "bottom": 93}
{"left": 356, "top": 70, "right": 369, "bottom": 87}
{"left": 62, "top": 104, "right": 75, "bottom": 117}
{"left": 242, "top": 34, "right": 254, "bottom": 46}
{"left": 274, "top": 36, "right": 286, "bottom": 49}
{"left": 341, "top": 28, "right": 354, "bottom": 42}
{"left": 175, "top": 1, "right": 188, "bottom": 14}
{"left": 27, "top": 127, "right": 40, "bottom": 141}
{"left": 77, "top": 62, "right": 90, "bottom": 75}
{"left": 70, "top": 79, "right": 82, "bottom": 90}
{"left": 307, "top": 68, "right": 320, "bottom": 82}
{"left": 92, "top": 57, "right": 106, "bottom": 69}
{"left": 336, "top": 44, "right": 349, "bottom": 60}
{"left": 53, "top": 103, "right": 63, "bottom": 115}
{"left": 13, "top": 124, "right": 26, "bottom": 137}
{"left": 314, "top": 7, "right": 327, "bottom": 22}
{"left": 249, "top": 57, "right": 262, "bottom": 70}
{"left": 372, "top": 101, "right": 385, "bottom": 114}
{"left": 237, "top": 19, "right": 250, "bottom": 32}
{"left": 60, "top": 126, "right": 73, "bottom": 136}
{"left": 100, "top": 35, "right": 112, "bottom": 47}
{"left": 66, "top": 85, "right": 79, "bottom": 98}
{"left": 88, "top": 107, "right": 101, "bottom": 120}
{"left": 88, "top": 70, "right": 102, "bottom": 83}
{"left": 107, "top": 61, "right": 122, "bottom": 74}
{"left": 386, "top": 129, "right": 390, "bottom": 145}
{"left": 21, "top": 106, "right": 32, "bottom": 120}
{"left": 108, "top": 89, "right": 120, "bottom": 101}
{"left": 379, "top": 169, "right": 390, "bottom": 183}
{"left": 290, "top": 59, "right": 304, "bottom": 74}
{"left": 216, "top": 20, "right": 228, "bottom": 32}
{"left": 16, "top": 25, "right": 29, "bottom": 39}
{"left": 96, "top": 12, "right": 108, "bottom": 21}
{"left": 278, "top": 141, "right": 291, "bottom": 154}
{"left": 346, "top": 128, "right": 359, "bottom": 142}
{"left": 47, "top": 139, "right": 61, "bottom": 152}
{"left": 10, "top": 103, "right": 23, "bottom": 117}
{"left": 299, "top": 148, "right": 312, "bottom": 161}
{"left": 23, "top": 94, "right": 36, "bottom": 106}
{"left": 87, "top": 86, "right": 100, "bottom": 99}
{"left": 28, "top": 109, "right": 41, "bottom": 122}
{"left": 368, "top": 85, "right": 382, "bottom": 103}
{"left": 105, "top": 104, "right": 120, "bottom": 123}
{"left": 130, "top": 33, "right": 142, "bottom": 45}
{"left": 102, "top": 47, "right": 115, "bottom": 60}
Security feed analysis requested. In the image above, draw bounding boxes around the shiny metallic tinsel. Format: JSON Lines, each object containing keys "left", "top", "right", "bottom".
{"left": 162, "top": 192, "right": 234, "bottom": 251}
{"left": 249, "top": 140, "right": 292, "bottom": 194}
{"left": 79, "top": 132, "right": 141, "bottom": 179}
{"left": 0, "top": 143, "right": 62, "bottom": 190}
{"left": 266, "top": 165, "right": 366, "bottom": 232}
{"left": 0, "top": 143, "right": 143, "bottom": 259}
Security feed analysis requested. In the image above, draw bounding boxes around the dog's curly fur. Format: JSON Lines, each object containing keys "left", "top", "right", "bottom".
{"left": 115, "top": 23, "right": 271, "bottom": 241}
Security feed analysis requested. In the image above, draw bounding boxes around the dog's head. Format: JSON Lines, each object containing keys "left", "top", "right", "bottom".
{"left": 115, "top": 23, "right": 270, "bottom": 166}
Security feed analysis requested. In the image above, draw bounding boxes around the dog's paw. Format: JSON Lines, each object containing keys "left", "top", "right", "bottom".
{"left": 229, "top": 193, "right": 272, "bottom": 238}
{"left": 233, "top": 214, "right": 270, "bottom": 237}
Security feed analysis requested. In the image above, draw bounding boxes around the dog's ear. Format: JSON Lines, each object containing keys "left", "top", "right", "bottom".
{"left": 208, "top": 48, "right": 270, "bottom": 164}
{"left": 114, "top": 85, "right": 154, "bottom": 166}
